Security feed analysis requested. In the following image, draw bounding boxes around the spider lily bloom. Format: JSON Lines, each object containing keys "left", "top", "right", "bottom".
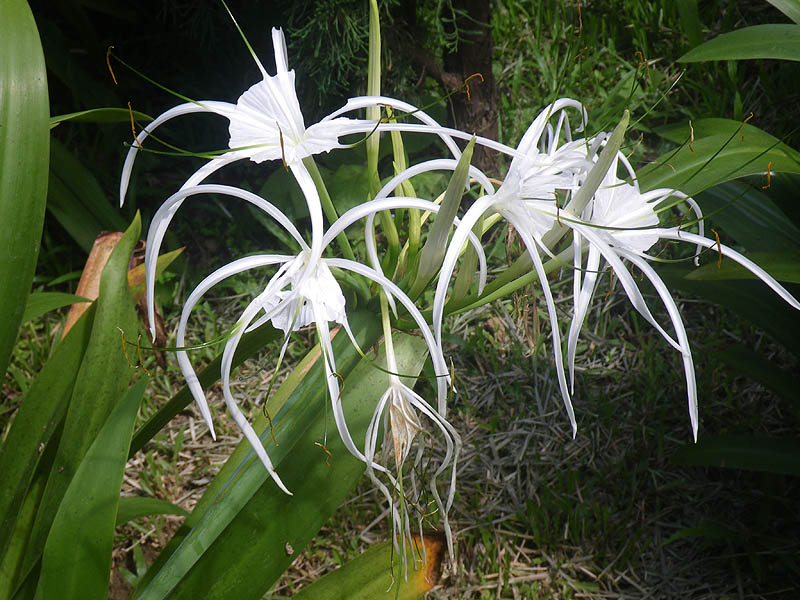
{"left": 165, "top": 183, "right": 465, "bottom": 494}
{"left": 565, "top": 152, "right": 800, "bottom": 441}
{"left": 432, "top": 99, "right": 593, "bottom": 435}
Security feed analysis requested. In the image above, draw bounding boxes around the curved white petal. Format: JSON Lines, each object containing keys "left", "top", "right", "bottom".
{"left": 511, "top": 221, "right": 577, "bottom": 436}
{"left": 176, "top": 254, "right": 293, "bottom": 438}
{"left": 143, "top": 183, "right": 308, "bottom": 339}
{"left": 572, "top": 223, "right": 682, "bottom": 353}
{"left": 327, "top": 258, "right": 452, "bottom": 414}
{"left": 566, "top": 245, "right": 601, "bottom": 392}
{"left": 220, "top": 286, "right": 295, "bottom": 495}
{"left": 621, "top": 250, "right": 698, "bottom": 440}
{"left": 119, "top": 101, "right": 237, "bottom": 206}
{"left": 661, "top": 230, "right": 800, "bottom": 311}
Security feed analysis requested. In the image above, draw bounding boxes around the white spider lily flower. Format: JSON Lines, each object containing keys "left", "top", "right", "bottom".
{"left": 565, "top": 154, "right": 800, "bottom": 441}
{"left": 165, "top": 182, "right": 461, "bottom": 494}
{"left": 119, "top": 28, "right": 361, "bottom": 207}
{"left": 226, "top": 28, "right": 357, "bottom": 165}
{"left": 433, "top": 99, "right": 591, "bottom": 436}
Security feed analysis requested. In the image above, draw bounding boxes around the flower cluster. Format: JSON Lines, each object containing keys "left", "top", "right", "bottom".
{"left": 121, "top": 27, "right": 800, "bottom": 556}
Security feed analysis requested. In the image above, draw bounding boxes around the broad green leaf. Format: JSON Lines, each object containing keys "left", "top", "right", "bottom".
{"left": 293, "top": 533, "right": 445, "bottom": 599}
{"left": 672, "top": 434, "right": 800, "bottom": 476}
{"left": 0, "top": 0, "right": 50, "bottom": 378}
{"left": 685, "top": 251, "right": 800, "bottom": 283}
{"left": 655, "top": 118, "right": 799, "bottom": 156}
{"left": 116, "top": 497, "right": 189, "bottom": 526}
{"left": 48, "top": 138, "right": 128, "bottom": 252}
{"left": 0, "top": 305, "right": 95, "bottom": 566}
{"left": 132, "top": 312, "right": 382, "bottom": 597}
{"left": 50, "top": 107, "right": 152, "bottom": 129}
{"left": 678, "top": 24, "right": 800, "bottom": 62}
{"left": 19, "top": 213, "right": 141, "bottom": 583}
{"left": 35, "top": 377, "right": 147, "bottom": 600}
{"left": 0, "top": 463, "right": 48, "bottom": 600}
{"left": 21, "top": 292, "right": 90, "bottom": 325}
{"left": 692, "top": 180, "right": 800, "bottom": 252}
{"left": 159, "top": 331, "right": 429, "bottom": 600}
{"left": 639, "top": 133, "right": 800, "bottom": 197}
{"left": 767, "top": 0, "right": 800, "bottom": 24}
{"left": 325, "top": 163, "right": 373, "bottom": 214}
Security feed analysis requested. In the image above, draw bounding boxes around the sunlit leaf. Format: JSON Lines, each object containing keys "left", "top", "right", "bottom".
{"left": 0, "top": 0, "right": 50, "bottom": 378}
{"left": 293, "top": 533, "right": 445, "bottom": 599}
{"left": 678, "top": 24, "right": 800, "bottom": 62}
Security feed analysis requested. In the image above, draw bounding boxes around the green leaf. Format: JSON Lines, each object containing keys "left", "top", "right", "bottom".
{"left": 19, "top": 213, "right": 141, "bottom": 584}
{"left": 656, "top": 118, "right": 798, "bottom": 154}
{"left": 48, "top": 138, "right": 128, "bottom": 252}
{"left": 0, "top": 305, "right": 95, "bottom": 582}
{"left": 639, "top": 132, "right": 800, "bottom": 197}
{"left": 675, "top": 0, "right": 704, "bottom": 48}
{"left": 21, "top": 292, "right": 91, "bottom": 325}
{"left": 133, "top": 319, "right": 428, "bottom": 600}
{"left": 35, "top": 377, "right": 147, "bottom": 600}
{"left": 685, "top": 251, "right": 800, "bottom": 283}
{"left": 658, "top": 265, "right": 800, "bottom": 355}
{"left": 767, "top": 0, "right": 800, "bottom": 24}
{"left": 678, "top": 24, "right": 800, "bottom": 62}
{"left": 50, "top": 107, "right": 153, "bottom": 129}
{"left": 116, "top": 497, "right": 189, "bottom": 526}
{"left": 325, "top": 163, "right": 373, "bottom": 214}
{"left": 672, "top": 434, "right": 800, "bottom": 476}
{"left": 410, "top": 137, "right": 475, "bottom": 297}
{"left": 293, "top": 534, "right": 445, "bottom": 599}
{"left": 0, "top": 0, "right": 50, "bottom": 378}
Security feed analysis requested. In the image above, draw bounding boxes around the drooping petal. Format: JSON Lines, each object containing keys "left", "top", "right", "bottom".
{"left": 143, "top": 183, "right": 309, "bottom": 339}
{"left": 176, "top": 254, "right": 293, "bottom": 438}
{"left": 119, "top": 101, "right": 237, "bottom": 206}
{"left": 659, "top": 230, "right": 800, "bottom": 311}
{"left": 621, "top": 250, "right": 698, "bottom": 440}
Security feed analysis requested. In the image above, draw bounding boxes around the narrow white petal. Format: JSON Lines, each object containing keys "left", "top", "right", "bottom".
{"left": 573, "top": 224, "right": 683, "bottom": 353}
{"left": 662, "top": 230, "right": 800, "bottom": 311}
{"left": 512, "top": 222, "right": 577, "bottom": 437}
{"left": 327, "top": 258, "right": 452, "bottom": 414}
{"left": 622, "top": 250, "right": 698, "bottom": 440}
{"left": 119, "top": 101, "right": 236, "bottom": 206}
{"left": 176, "top": 254, "right": 293, "bottom": 438}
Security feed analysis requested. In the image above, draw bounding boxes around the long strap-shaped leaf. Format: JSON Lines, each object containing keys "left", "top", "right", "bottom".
{"left": 0, "top": 0, "right": 50, "bottom": 377}
{"left": 34, "top": 377, "right": 148, "bottom": 600}
{"left": 173, "top": 332, "right": 430, "bottom": 600}
{"left": 17, "top": 214, "right": 141, "bottom": 587}
{"left": 0, "top": 304, "right": 95, "bottom": 567}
